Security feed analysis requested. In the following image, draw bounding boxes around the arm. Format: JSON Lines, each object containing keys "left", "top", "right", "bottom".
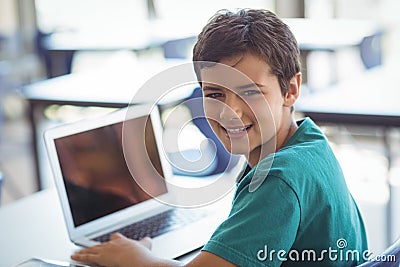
{"left": 71, "top": 233, "right": 237, "bottom": 267}
{"left": 187, "top": 251, "right": 238, "bottom": 267}
{"left": 72, "top": 177, "right": 300, "bottom": 267}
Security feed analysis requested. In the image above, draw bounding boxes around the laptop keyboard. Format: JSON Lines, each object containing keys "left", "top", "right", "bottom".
{"left": 93, "top": 209, "right": 209, "bottom": 242}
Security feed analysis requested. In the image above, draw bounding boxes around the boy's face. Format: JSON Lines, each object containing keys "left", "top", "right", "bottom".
{"left": 200, "top": 52, "right": 298, "bottom": 166}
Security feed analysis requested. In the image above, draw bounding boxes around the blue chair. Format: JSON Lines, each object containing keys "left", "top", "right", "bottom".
{"left": 35, "top": 30, "right": 75, "bottom": 78}
{"left": 358, "top": 237, "right": 400, "bottom": 266}
{"left": 161, "top": 36, "right": 197, "bottom": 59}
{"left": 359, "top": 32, "right": 383, "bottom": 70}
{"left": 183, "top": 87, "right": 241, "bottom": 175}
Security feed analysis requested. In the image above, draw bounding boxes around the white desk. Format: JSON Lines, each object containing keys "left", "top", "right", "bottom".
{"left": 0, "top": 170, "right": 239, "bottom": 267}
{"left": 285, "top": 18, "right": 381, "bottom": 51}
{"left": 0, "top": 189, "right": 204, "bottom": 267}
{"left": 0, "top": 189, "right": 78, "bottom": 267}
{"left": 296, "top": 64, "right": 400, "bottom": 127}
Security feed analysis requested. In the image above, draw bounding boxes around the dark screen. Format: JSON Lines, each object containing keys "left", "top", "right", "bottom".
{"left": 55, "top": 115, "right": 167, "bottom": 227}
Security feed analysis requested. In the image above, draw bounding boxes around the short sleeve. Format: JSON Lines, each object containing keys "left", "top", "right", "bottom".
{"left": 202, "top": 175, "right": 301, "bottom": 267}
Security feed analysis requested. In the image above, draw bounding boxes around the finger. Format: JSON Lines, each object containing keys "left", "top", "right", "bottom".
{"left": 71, "top": 252, "right": 101, "bottom": 264}
{"left": 139, "top": 236, "right": 152, "bottom": 249}
{"left": 110, "top": 232, "right": 125, "bottom": 240}
{"left": 73, "top": 245, "right": 102, "bottom": 255}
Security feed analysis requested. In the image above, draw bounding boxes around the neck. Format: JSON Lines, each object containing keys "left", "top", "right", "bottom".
{"left": 247, "top": 117, "right": 298, "bottom": 168}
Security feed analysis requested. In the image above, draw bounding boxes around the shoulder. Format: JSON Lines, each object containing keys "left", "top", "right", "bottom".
{"left": 234, "top": 163, "right": 301, "bottom": 215}
{"left": 270, "top": 118, "right": 341, "bottom": 184}
{"left": 236, "top": 117, "right": 344, "bottom": 198}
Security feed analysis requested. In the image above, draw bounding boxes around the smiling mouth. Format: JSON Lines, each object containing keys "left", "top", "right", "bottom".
{"left": 222, "top": 125, "right": 252, "bottom": 137}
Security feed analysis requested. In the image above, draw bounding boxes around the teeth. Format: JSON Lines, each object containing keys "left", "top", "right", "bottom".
{"left": 226, "top": 127, "right": 247, "bottom": 133}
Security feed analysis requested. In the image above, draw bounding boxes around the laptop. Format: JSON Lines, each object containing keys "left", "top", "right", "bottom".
{"left": 44, "top": 104, "right": 231, "bottom": 259}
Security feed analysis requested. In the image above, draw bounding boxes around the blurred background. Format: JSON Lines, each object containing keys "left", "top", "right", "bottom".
{"left": 1, "top": 0, "right": 400, "bottom": 256}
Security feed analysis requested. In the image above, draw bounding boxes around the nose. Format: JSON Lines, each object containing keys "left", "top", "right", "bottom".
{"left": 220, "top": 93, "right": 243, "bottom": 121}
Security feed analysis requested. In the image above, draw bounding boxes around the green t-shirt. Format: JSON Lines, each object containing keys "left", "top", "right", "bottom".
{"left": 202, "top": 118, "right": 368, "bottom": 266}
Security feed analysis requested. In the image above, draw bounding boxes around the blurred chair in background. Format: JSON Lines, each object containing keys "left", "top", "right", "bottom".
{"left": 183, "top": 87, "right": 241, "bottom": 175}
{"left": 163, "top": 87, "right": 241, "bottom": 177}
{"left": 161, "top": 36, "right": 197, "bottom": 59}
{"left": 35, "top": 30, "right": 75, "bottom": 78}
{"left": 0, "top": 171, "right": 3, "bottom": 205}
{"left": 359, "top": 31, "right": 383, "bottom": 70}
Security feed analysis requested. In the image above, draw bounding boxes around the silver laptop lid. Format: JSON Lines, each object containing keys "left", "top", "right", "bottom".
{"left": 44, "top": 104, "right": 174, "bottom": 241}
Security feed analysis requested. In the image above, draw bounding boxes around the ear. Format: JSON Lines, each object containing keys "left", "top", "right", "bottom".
{"left": 283, "top": 72, "right": 301, "bottom": 108}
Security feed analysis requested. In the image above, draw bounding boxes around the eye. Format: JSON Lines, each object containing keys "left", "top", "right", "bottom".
{"left": 241, "top": 90, "right": 261, "bottom": 97}
{"left": 204, "top": 92, "right": 224, "bottom": 99}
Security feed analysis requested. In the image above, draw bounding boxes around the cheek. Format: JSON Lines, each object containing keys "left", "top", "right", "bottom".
{"left": 251, "top": 105, "right": 277, "bottom": 134}
{"left": 203, "top": 100, "right": 223, "bottom": 122}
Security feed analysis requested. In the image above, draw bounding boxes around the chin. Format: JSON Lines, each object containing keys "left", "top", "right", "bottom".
{"left": 226, "top": 145, "right": 251, "bottom": 156}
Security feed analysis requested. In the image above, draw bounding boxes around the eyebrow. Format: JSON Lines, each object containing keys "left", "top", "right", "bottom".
{"left": 202, "top": 86, "right": 222, "bottom": 91}
{"left": 202, "top": 83, "right": 266, "bottom": 92}
{"left": 236, "top": 83, "right": 266, "bottom": 90}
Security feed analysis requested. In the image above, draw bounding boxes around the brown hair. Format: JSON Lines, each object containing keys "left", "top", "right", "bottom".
{"left": 193, "top": 9, "right": 301, "bottom": 95}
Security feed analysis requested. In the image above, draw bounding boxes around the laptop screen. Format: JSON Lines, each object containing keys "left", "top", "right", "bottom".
{"left": 54, "top": 115, "right": 168, "bottom": 227}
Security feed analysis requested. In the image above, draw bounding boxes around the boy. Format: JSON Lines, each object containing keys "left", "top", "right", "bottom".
{"left": 72, "top": 9, "right": 368, "bottom": 266}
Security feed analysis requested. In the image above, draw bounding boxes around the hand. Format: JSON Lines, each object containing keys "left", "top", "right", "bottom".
{"left": 71, "top": 233, "right": 154, "bottom": 267}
